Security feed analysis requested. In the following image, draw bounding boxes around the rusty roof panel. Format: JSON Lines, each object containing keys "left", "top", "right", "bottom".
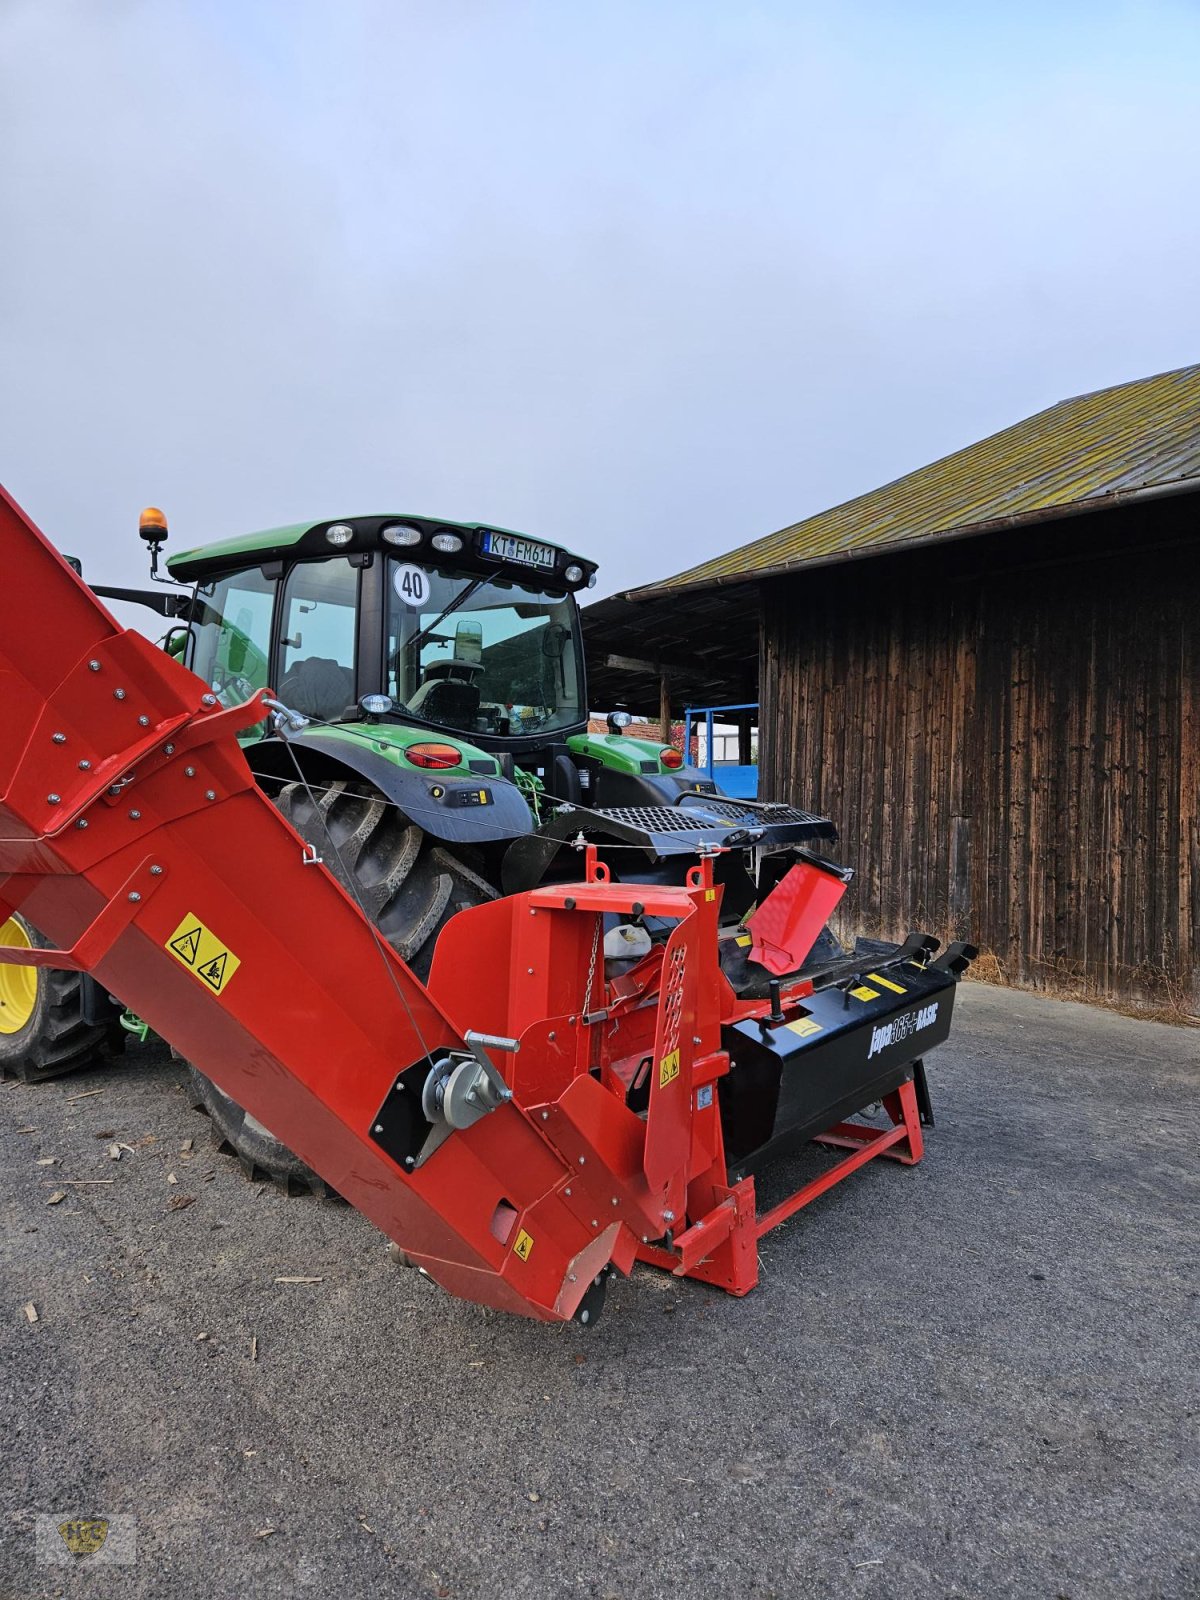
{"left": 636, "top": 364, "right": 1200, "bottom": 595}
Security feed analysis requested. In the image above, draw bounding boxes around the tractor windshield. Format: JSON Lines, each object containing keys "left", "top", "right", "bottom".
{"left": 386, "top": 561, "right": 584, "bottom": 737}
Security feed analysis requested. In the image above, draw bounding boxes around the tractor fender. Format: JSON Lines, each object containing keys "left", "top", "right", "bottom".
{"left": 245, "top": 730, "right": 535, "bottom": 846}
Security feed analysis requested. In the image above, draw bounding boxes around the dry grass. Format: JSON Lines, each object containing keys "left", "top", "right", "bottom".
{"left": 965, "top": 947, "right": 1200, "bottom": 1029}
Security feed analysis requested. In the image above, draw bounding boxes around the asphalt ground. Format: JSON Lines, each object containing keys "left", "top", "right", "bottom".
{"left": 2, "top": 982, "right": 1197, "bottom": 1600}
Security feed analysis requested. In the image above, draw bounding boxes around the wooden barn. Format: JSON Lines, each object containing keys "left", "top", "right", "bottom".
{"left": 586, "top": 365, "right": 1200, "bottom": 1011}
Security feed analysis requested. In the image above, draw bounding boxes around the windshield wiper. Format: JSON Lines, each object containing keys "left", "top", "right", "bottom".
{"left": 404, "top": 574, "right": 488, "bottom": 658}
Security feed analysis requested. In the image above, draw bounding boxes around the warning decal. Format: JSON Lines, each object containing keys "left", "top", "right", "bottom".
{"left": 512, "top": 1229, "right": 534, "bottom": 1262}
{"left": 786, "top": 1016, "right": 822, "bottom": 1039}
{"left": 848, "top": 984, "right": 879, "bottom": 1002}
{"left": 170, "top": 926, "right": 201, "bottom": 965}
{"left": 658, "top": 1048, "right": 681, "bottom": 1088}
{"left": 165, "top": 913, "right": 241, "bottom": 996}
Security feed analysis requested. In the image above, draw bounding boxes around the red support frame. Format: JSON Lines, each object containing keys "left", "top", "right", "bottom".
{"left": 755, "top": 1079, "right": 924, "bottom": 1240}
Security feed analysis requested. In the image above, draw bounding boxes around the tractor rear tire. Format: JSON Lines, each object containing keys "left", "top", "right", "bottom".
{"left": 186, "top": 777, "right": 495, "bottom": 1191}
{"left": 0, "top": 914, "right": 121, "bottom": 1083}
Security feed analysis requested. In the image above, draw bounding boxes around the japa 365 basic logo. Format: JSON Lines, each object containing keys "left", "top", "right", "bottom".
{"left": 867, "top": 1002, "right": 939, "bottom": 1059}
{"left": 35, "top": 1514, "right": 137, "bottom": 1565}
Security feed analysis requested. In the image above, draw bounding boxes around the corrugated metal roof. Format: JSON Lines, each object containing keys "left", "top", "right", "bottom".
{"left": 634, "top": 363, "right": 1200, "bottom": 596}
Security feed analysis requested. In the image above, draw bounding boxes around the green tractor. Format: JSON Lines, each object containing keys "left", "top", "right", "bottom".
{"left": 0, "top": 508, "right": 837, "bottom": 1184}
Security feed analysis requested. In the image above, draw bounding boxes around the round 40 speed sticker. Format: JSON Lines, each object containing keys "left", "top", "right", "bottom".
{"left": 392, "top": 563, "right": 431, "bottom": 609}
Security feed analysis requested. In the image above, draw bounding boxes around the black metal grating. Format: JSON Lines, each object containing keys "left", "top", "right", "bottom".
{"left": 592, "top": 806, "right": 720, "bottom": 833}
{"left": 687, "top": 797, "right": 828, "bottom": 826}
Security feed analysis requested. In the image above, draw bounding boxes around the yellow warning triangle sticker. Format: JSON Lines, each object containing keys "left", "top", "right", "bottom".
{"left": 197, "top": 952, "right": 227, "bottom": 991}
{"left": 169, "top": 926, "right": 202, "bottom": 966}
{"left": 165, "top": 913, "right": 241, "bottom": 995}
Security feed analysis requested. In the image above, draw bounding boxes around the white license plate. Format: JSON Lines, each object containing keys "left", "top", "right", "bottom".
{"left": 480, "top": 531, "right": 556, "bottom": 569}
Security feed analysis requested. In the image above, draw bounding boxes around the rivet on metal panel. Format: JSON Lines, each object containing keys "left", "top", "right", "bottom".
{"left": 184, "top": 767, "right": 196, "bottom": 778}
{"left": 113, "top": 689, "right": 126, "bottom": 700}
{"left": 163, "top": 743, "right": 175, "bottom": 755}
{"left": 75, "top": 820, "right": 88, "bottom": 830}
{"left": 578, "top": 1156, "right": 585, "bottom": 1166}
{"left": 662, "top": 1209, "right": 675, "bottom": 1223}
{"left": 52, "top": 732, "right": 66, "bottom": 744}
{"left": 78, "top": 760, "right": 91, "bottom": 770}
{"left": 128, "top": 810, "right": 141, "bottom": 821}
{"left": 87, "top": 660, "right": 101, "bottom": 672}
{"left": 541, "top": 1110, "right": 548, "bottom": 1120}
{"left": 373, "top": 1124, "right": 383, "bottom": 1134}
{"left": 591, "top": 1219, "right": 598, "bottom": 1228}
{"left": 128, "top": 892, "right": 141, "bottom": 903}
{"left": 611, "top": 1197, "right": 619, "bottom": 1206}
{"left": 46, "top": 794, "right": 60, "bottom": 804}
{"left": 149, "top": 866, "right": 162, "bottom": 876}
{"left": 527, "top": 967, "right": 534, "bottom": 975}
{"left": 568, "top": 1273, "right": 577, "bottom": 1283}
{"left": 108, "top": 785, "right": 122, "bottom": 796}
{"left": 205, "top": 790, "right": 217, "bottom": 801}
{"left": 564, "top": 1187, "right": 572, "bottom": 1196}
{"left": 201, "top": 694, "right": 217, "bottom": 707}
{"left": 138, "top": 715, "right": 150, "bottom": 727}
{"left": 548, "top": 1030, "right": 556, "bottom": 1041}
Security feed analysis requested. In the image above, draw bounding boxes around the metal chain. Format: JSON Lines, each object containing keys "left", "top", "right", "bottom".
{"left": 584, "top": 912, "right": 602, "bottom": 1017}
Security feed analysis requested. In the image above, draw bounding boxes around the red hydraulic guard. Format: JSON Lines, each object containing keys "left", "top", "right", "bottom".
{"left": 745, "top": 856, "right": 849, "bottom": 976}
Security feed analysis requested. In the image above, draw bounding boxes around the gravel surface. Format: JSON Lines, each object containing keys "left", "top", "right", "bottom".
{"left": 2, "top": 983, "right": 1197, "bottom": 1599}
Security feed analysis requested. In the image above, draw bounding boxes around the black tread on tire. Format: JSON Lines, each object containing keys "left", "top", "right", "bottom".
{"left": 0, "top": 914, "right": 122, "bottom": 1083}
{"left": 187, "top": 777, "right": 496, "bottom": 1193}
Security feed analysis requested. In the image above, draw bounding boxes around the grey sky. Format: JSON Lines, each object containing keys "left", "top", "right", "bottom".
{"left": 3, "top": 0, "right": 1199, "bottom": 615}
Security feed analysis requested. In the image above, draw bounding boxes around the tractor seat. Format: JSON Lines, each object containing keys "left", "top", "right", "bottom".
{"left": 277, "top": 657, "right": 357, "bottom": 722}
{"left": 407, "top": 677, "right": 481, "bottom": 725}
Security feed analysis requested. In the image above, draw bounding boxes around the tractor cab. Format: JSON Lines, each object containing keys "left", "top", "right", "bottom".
{"left": 165, "top": 514, "right": 596, "bottom": 752}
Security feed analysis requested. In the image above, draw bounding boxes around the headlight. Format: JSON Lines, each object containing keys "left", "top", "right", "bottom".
{"left": 382, "top": 524, "right": 423, "bottom": 547}
{"left": 359, "top": 694, "right": 394, "bottom": 718}
{"left": 431, "top": 532, "right": 463, "bottom": 554}
{"left": 564, "top": 563, "right": 584, "bottom": 583}
{"left": 325, "top": 523, "right": 354, "bottom": 546}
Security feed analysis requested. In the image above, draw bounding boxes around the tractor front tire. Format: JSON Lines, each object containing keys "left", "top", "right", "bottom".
{"left": 186, "top": 777, "right": 494, "bottom": 1191}
{"left": 0, "top": 914, "right": 121, "bottom": 1083}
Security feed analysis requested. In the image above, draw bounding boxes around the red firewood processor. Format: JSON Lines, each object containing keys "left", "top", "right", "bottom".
{"left": 0, "top": 484, "right": 974, "bottom": 1323}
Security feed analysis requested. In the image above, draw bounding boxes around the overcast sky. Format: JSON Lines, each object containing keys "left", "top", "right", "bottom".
{"left": 3, "top": 0, "right": 1199, "bottom": 613}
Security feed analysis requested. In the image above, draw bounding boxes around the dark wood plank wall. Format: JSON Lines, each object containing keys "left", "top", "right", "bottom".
{"left": 759, "top": 501, "right": 1199, "bottom": 1006}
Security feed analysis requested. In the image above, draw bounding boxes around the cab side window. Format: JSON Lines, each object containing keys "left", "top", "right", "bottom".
{"left": 277, "top": 560, "right": 359, "bottom": 721}
{"left": 191, "top": 568, "right": 276, "bottom": 708}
